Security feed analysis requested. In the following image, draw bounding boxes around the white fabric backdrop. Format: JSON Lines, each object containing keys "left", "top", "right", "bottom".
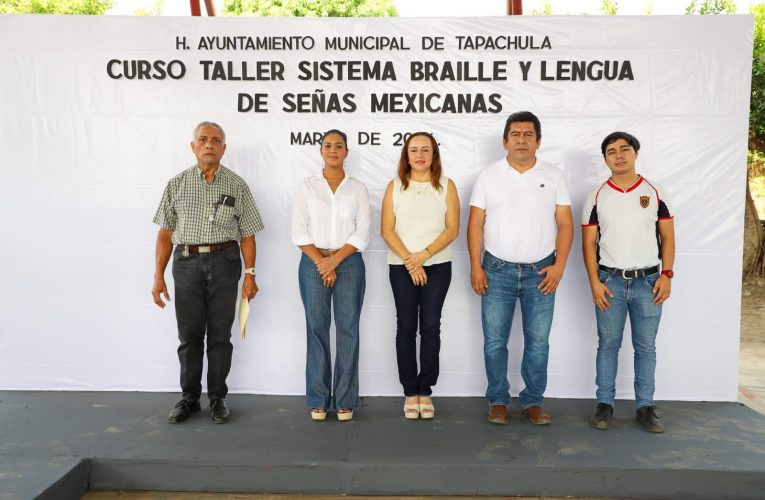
{"left": 0, "top": 14, "right": 752, "bottom": 401}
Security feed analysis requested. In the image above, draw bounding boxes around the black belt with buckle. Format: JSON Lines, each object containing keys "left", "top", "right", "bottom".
{"left": 599, "top": 265, "right": 659, "bottom": 279}
{"left": 182, "top": 240, "right": 237, "bottom": 254}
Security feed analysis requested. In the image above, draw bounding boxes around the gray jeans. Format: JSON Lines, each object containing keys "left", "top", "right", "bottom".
{"left": 172, "top": 243, "right": 241, "bottom": 402}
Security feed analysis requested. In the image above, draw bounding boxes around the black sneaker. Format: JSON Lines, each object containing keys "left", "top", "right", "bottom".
{"left": 590, "top": 403, "right": 613, "bottom": 429}
{"left": 168, "top": 398, "right": 201, "bottom": 423}
{"left": 636, "top": 406, "right": 665, "bottom": 433}
{"left": 210, "top": 398, "right": 230, "bottom": 424}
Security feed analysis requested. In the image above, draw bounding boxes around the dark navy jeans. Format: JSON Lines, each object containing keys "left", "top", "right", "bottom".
{"left": 171, "top": 243, "right": 241, "bottom": 402}
{"left": 389, "top": 262, "right": 452, "bottom": 397}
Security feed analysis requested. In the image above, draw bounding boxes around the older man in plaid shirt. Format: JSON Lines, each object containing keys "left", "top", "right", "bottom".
{"left": 152, "top": 121, "right": 264, "bottom": 424}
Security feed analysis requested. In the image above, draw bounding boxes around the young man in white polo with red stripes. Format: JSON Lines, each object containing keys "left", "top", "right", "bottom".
{"left": 581, "top": 131, "right": 675, "bottom": 433}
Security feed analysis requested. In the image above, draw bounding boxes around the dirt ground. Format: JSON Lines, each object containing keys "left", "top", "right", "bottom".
{"left": 739, "top": 276, "right": 765, "bottom": 415}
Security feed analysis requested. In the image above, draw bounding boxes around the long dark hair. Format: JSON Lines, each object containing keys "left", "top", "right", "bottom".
{"left": 397, "top": 132, "right": 443, "bottom": 191}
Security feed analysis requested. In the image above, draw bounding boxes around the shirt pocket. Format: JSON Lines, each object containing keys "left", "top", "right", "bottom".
{"left": 213, "top": 204, "right": 237, "bottom": 230}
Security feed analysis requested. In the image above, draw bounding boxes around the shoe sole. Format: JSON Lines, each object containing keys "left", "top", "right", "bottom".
{"left": 311, "top": 411, "right": 327, "bottom": 421}
{"left": 528, "top": 419, "right": 551, "bottom": 425}
{"left": 638, "top": 423, "right": 665, "bottom": 433}
{"left": 210, "top": 415, "right": 231, "bottom": 424}
{"left": 591, "top": 420, "right": 611, "bottom": 430}
{"left": 337, "top": 412, "right": 354, "bottom": 421}
{"left": 488, "top": 417, "right": 509, "bottom": 424}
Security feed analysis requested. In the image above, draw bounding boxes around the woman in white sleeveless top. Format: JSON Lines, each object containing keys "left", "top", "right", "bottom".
{"left": 381, "top": 132, "right": 460, "bottom": 419}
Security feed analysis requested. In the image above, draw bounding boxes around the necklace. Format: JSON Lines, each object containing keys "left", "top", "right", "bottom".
{"left": 410, "top": 180, "right": 430, "bottom": 196}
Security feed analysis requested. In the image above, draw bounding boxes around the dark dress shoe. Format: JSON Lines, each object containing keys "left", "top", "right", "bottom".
{"left": 590, "top": 403, "right": 614, "bottom": 429}
{"left": 168, "top": 399, "right": 201, "bottom": 423}
{"left": 210, "top": 398, "right": 230, "bottom": 424}
{"left": 488, "top": 404, "right": 509, "bottom": 424}
{"left": 522, "top": 405, "right": 552, "bottom": 425}
{"left": 636, "top": 406, "right": 665, "bottom": 433}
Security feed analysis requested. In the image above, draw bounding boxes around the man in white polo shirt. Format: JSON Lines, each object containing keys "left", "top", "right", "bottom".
{"left": 468, "top": 111, "right": 573, "bottom": 425}
{"left": 581, "top": 131, "right": 675, "bottom": 433}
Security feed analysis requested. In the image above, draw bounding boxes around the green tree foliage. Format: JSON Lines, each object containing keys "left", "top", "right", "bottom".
{"left": 751, "top": 3, "right": 765, "bottom": 148}
{"left": 0, "top": 0, "right": 111, "bottom": 14}
{"left": 746, "top": 3, "right": 765, "bottom": 274}
{"left": 530, "top": 0, "right": 553, "bottom": 15}
{"left": 685, "top": 0, "right": 736, "bottom": 15}
{"left": 223, "top": 0, "right": 397, "bottom": 17}
{"left": 134, "top": 0, "right": 163, "bottom": 16}
{"left": 642, "top": 0, "right": 654, "bottom": 15}
{"left": 601, "top": 0, "right": 618, "bottom": 15}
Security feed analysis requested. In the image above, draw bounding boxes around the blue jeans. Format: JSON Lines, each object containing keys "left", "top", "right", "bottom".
{"left": 298, "top": 252, "right": 365, "bottom": 411}
{"left": 595, "top": 269, "right": 663, "bottom": 408}
{"left": 389, "top": 262, "right": 452, "bottom": 397}
{"left": 481, "top": 251, "right": 556, "bottom": 408}
{"left": 171, "top": 243, "right": 241, "bottom": 402}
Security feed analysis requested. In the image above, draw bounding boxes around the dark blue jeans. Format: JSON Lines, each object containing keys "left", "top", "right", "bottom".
{"left": 298, "top": 252, "right": 365, "bottom": 410}
{"left": 172, "top": 244, "right": 241, "bottom": 402}
{"left": 389, "top": 262, "right": 452, "bottom": 397}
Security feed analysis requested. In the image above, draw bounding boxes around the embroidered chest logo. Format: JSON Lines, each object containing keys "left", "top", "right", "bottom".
{"left": 639, "top": 195, "right": 650, "bottom": 208}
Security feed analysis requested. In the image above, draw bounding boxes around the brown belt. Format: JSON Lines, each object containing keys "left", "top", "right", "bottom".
{"left": 317, "top": 248, "right": 339, "bottom": 257}
{"left": 182, "top": 241, "right": 237, "bottom": 254}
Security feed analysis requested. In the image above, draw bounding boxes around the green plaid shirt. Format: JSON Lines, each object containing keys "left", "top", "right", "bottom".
{"left": 153, "top": 165, "right": 264, "bottom": 245}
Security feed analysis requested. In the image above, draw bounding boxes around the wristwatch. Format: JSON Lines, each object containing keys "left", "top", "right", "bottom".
{"left": 661, "top": 269, "right": 674, "bottom": 278}
{"left": 244, "top": 267, "right": 256, "bottom": 276}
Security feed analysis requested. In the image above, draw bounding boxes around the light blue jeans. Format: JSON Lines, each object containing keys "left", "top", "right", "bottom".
{"left": 595, "top": 269, "right": 663, "bottom": 409}
{"left": 481, "top": 251, "right": 556, "bottom": 408}
{"left": 298, "top": 252, "right": 365, "bottom": 411}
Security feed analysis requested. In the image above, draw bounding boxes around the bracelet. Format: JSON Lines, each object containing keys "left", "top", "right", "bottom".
{"left": 425, "top": 247, "right": 432, "bottom": 257}
{"left": 330, "top": 254, "right": 338, "bottom": 266}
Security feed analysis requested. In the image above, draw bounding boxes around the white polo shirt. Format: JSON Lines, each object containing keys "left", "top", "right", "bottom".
{"left": 470, "top": 158, "right": 571, "bottom": 263}
{"left": 581, "top": 175, "right": 673, "bottom": 269}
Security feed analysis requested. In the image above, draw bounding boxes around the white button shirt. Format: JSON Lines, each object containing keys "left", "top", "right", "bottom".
{"left": 291, "top": 174, "right": 371, "bottom": 251}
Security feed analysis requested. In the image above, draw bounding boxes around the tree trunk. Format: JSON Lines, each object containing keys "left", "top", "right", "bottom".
{"left": 743, "top": 180, "right": 763, "bottom": 276}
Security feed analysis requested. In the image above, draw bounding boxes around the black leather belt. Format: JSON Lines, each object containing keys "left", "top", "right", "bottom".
{"left": 182, "top": 241, "right": 237, "bottom": 254}
{"left": 598, "top": 265, "right": 659, "bottom": 279}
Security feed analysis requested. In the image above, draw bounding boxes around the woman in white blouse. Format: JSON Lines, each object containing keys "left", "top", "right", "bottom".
{"left": 381, "top": 132, "right": 460, "bottom": 419}
{"left": 291, "top": 129, "right": 371, "bottom": 422}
